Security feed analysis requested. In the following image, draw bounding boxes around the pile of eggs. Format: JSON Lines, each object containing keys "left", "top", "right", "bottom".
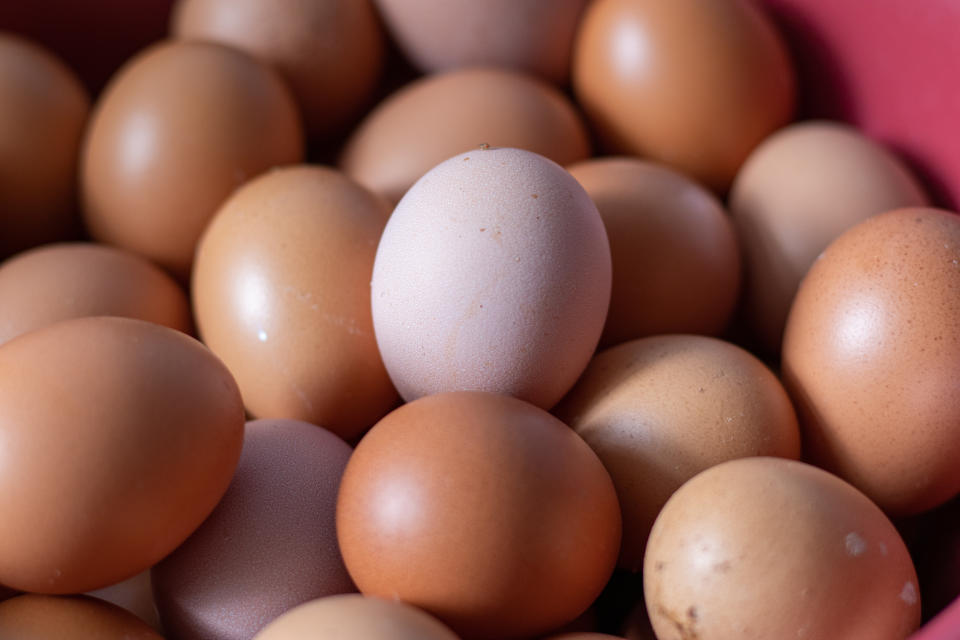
{"left": 0, "top": 1, "right": 958, "bottom": 639}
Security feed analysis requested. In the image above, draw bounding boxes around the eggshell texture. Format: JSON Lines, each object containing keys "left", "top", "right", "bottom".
{"left": 372, "top": 0, "right": 588, "bottom": 85}
{"left": 340, "top": 69, "right": 591, "bottom": 204}
{"left": 555, "top": 335, "right": 800, "bottom": 571}
{"left": 730, "top": 121, "right": 929, "bottom": 354}
{"left": 644, "top": 458, "right": 920, "bottom": 640}
{"left": 0, "top": 242, "right": 191, "bottom": 345}
{"left": 193, "top": 166, "right": 397, "bottom": 440}
{"left": 0, "top": 34, "right": 89, "bottom": 257}
{"left": 337, "top": 392, "right": 620, "bottom": 639}
{"left": 171, "top": 0, "right": 383, "bottom": 140}
{"left": 782, "top": 207, "right": 960, "bottom": 515}
{"left": 152, "top": 418, "right": 355, "bottom": 640}
{"left": 0, "top": 595, "right": 162, "bottom": 640}
{"left": 572, "top": 0, "right": 795, "bottom": 192}
{"left": 81, "top": 40, "right": 303, "bottom": 278}
{"left": 86, "top": 571, "right": 161, "bottom": 631}
{"left": 253, "top": 594, "right": 461, "bottom": 640}
{"left": 0, "top": 316, "right": 244, "bottom": 593}
{"left": 371, "top": 148, "right": 610, "bottom": 409}
{"left": 567, "top": 158, "right": 740, "bottom": 345}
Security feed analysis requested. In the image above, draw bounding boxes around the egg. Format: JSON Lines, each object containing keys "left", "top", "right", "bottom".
{"left": 782, "top": 207, "right": 960, "bottom": 515}
{"left": 340, "top": 68, "right": 590, "bottom": 204}
{"left": 0, "top": 594, "right": 162, "bottom": 639}
{"left": 0, "top": 242, "right": 191, "bottom": 345}
{"left": 0, "top": 316, "right": 244, "bottom": 593}
{"left": 193, "top": 166, "right": 397, "bottom": 440}
{"left": 567, "top": 158, "right": 740, "bottom": 345}
{"left": 86, "top": 571, "right": 160, "bottom": 631}
{"left": 253, "top": 594, "right": 461, "bottom": 640}
{"left": 644, "top": 458, "right": 920, "bottom": 639}
{"left": 336, "top": 391, "right": 621, "bottom": 639}
{"left": 0, "top": 34, "right": 88, "bottom": 258}
{"left": 572, "top": 0, "right": 795, "bottom": 192}
{"left": 171, "top": 0, "right": 383, "bottom": 140}
{"left": 371, "top": 147, "right": 610, "bottom": 409}
{"left": 152, "top": 419, "right": 356, "bottom": 640}
{"left": 81, "top": 40, "right": 303, "bottom": 278}
{"left": 730, "top": 121, "right": 929, "bottom": 354}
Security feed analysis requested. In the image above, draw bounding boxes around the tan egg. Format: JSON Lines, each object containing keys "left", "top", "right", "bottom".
{"left": 0, "top": 33, "right": 89, "bottom": 257}
{"left": 193, "top": 166, "right": 397, "bottom": 441}
{"left": 730, "top": 121, "right": 929, "bottom": 354}
{"left": 555, "top": 335, "right": 799, "bottom": 572}
{"left": 567, "top": 157, "right": 740, "bottom": 346}
{"left": 86, "top": 571, "right": 160, "bottom": 631}
{"left": 253, "top": 594, "right": 461, "bottom": 640}
{"left": 644, "top": 458, "right": 920, "bottom": 640}
{"left": 0, "top": 595, "right": 162, "bottom": 640}
{"left": 340, "top": 68, "right": 590, "bottom": 204}
{"left": 171, "top": 0, "right": 383, "bottom": 140}
{"left": 572, "top": 0, "right": 795, "bottom": 192}
{"left": 0, "top": 316, "right": 244, "bottom": 593}
{"left": 782, "top": 207, "right": 960, "bottom": 515}
{"left": 81, "top": 40, "right": 303, "bottom": 279}
{"left": 0, "top": 242, "right": 191, "bottom": 345}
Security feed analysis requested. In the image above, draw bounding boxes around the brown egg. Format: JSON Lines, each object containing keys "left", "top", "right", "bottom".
{"left": 0, "top": 242, "right": 191, "bottom": 345}
{"left": 340, "top": 68, "right": 590, "bottom": 204}
{"left": 193, "top": 166, "right": 397, "bottom": 440}
{"left": 86, "top": 571, "right": 160, "bottom": 631}
{"left": 567, "top": 158, "right": 740, "bottom": 345}
{"left": 373, "top": 0, "right": 589, "bottom": 85}
{"left": 555, "top": 335, "right": 800, "bottom": 571}
{"left": 0, "top": 33, "right": 89, "bottom": 257}
{"left": 153, "top": 419, "right": 356, "bottom": 640}
{"left": 81, "top": 40, "right": 303, "bottom": 278}
{"left": 0, "top": 594, "right": 162, "bottom": 639}
{"left": 730, "top": 121, "right": 929, "bottom": 354}
{"left": 337, "top": 391, "right": 621, "bottom": 639}
{"left": 0, "top": 316, "right": 244, "bottom": 593}
{"left": 645, "top": 458, "right": 920, "bottom": 639}
{"left": 783, "top": 207, "right": 960, "bottom": 515}
{"left": 253, "top": 594, "right": 461, "bottom": 640}
{"left": 171, "top": 0, "right": 383, "bottom": 140}
{"left": 572, "top": 0, "right": 795, "bottom": 192}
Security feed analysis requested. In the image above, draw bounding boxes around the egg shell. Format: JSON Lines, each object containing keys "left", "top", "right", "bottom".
{"left": 730, "top": 121, "right": 929, "bottom": 354}
{"left": 81, "top": 40, "right": 303, "bottom": 278}
{"left": 371, "top": 147, "right": 611, "bottom": 409}
{"left": 572, "top": 0, "right": 795, "bottom": 192}
{"left": 0, "top": 33, "right": 89, "bottom": 258}
{"left": 0, "top": 316, "right": 244, "bottom": 593}
{"left": 171, "top": 0, "right": 383, "bottom": 140}
{"left": 645, "top": 458, "right": 920, "bottom": 639}
{"left": 340, "top": 68, "right": 590, "bottom": 204}
{"left": 0, "top": 594, "right": 162, "bottom": 639}
{"left": 86, "top": 571, "right": 160, "bottom": 631}
{"left": 0, "top": 242, "right": 191, "bottom": 345}
{"left": 336, "top": 391, "right": 621, "bottom": 639}
{"left": 193, "top": 165, "right": 397, "bottom": 440}
{"left": 567, "top": 157, "right": 740, "bottom": 345}
{"left": 152, "top": 418, "right": 356, "bottom": 640}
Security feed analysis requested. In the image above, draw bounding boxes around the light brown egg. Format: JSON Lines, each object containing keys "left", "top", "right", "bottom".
{"left": 0, "top": 242, "right": 191, "bottom": 345}
{"left": 336, "top": 391, "right": 621, "bottom": 639}
{"left": 0, "top": 316, "right": 244, "bottom": 593}
{"left": 340, "top": 68, "right": 590, "bottom": 204}
{"left": 645, "top": 458, "right": 920, "bottom": 639}
{"left": 81, "top": 40, "right": 303, "bottom": 279}
{"left": 171, "top": 0, "right": 383, "bottom": 140}
{"left": 782, "top": 207, "right": 960, "bottom": 515}
{"left": 555, "top": 335, "right": 799, "bottom": 571}
{"left": 730, "top": 121, "right": 929, "bottom": 354}
{"left": 193, "top": 166, "right": 397, "bottom": 440}
{"left": 572, "top": 0, "right": 795, "bottom": 192}
{"left": 0, "top": 33, "right": 88, "bottom": 257}
{"left": 567, "top": 158, "right": 740, "bottom": 345}
{"left": 0, "top": 594, "right": 162, "bottom": 640}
